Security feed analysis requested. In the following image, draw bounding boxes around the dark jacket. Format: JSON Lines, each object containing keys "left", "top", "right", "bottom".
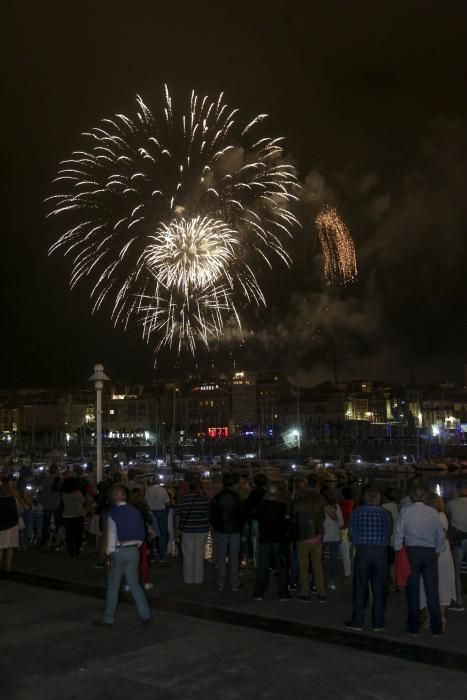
{"left": 210, "top": 488, "right": 245, "bottom": 534}
{"left": 0, "top": 495, "right": 19, "bottom": 531}
{"left": 257, "top": 499, "right": 288, "bottom": 543}
{"left": 41, "top": 475, "right": 61, "bottom": 511}
{"left": 291, "top": 490, "right": 324, "bottom": 541}
{"left": 245, "top": 487, "right": 267, "bottom": 521}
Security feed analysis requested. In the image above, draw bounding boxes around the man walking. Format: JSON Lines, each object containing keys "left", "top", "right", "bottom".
{"left": 209, "top": 473, "right": 245, "bottom": 591}
{"left": 95, "top": 485, "right": 151, "bottom": 627}
{"left": 345, "top": 487, "right": 390, "bottom": 631}
{"left": 395, "top": 485, "right": 445, "bottom": 636}
{"left": 446, "top": 481, "right": 467, "bottom": 611}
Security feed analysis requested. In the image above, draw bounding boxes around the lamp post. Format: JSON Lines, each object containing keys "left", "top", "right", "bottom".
{"left": 292, "top": 428, "right": 301, "bottom": 451}
{"left": 89, "top": 363, "right": 110, "bottom": 484}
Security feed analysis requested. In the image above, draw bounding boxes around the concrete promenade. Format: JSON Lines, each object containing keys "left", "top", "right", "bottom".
{"left": 6, "top": 547, "right": 467, "bottom": 673}
{"left": 2, "top": 579, "right": 466, "bottom": 700}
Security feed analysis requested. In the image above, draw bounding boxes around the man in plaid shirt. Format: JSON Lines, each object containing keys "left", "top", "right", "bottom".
{"left": 345, "top": 487, "right": 390, "bottom": 632}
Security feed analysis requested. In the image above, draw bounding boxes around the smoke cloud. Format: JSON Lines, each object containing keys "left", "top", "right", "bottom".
{"left": 220, "top": 118, "right": 467, "bottom": 385}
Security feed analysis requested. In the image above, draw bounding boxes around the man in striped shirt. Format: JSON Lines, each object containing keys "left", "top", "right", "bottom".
{"left": 175, "top": 475, "right": 210, "bottom": 584}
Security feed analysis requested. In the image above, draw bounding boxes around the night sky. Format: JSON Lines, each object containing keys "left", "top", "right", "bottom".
{"left": 2, "top": 1, "right": 467, "bottom": 388}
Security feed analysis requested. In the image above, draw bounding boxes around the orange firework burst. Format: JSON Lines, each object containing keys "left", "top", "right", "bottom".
{"left": 315, "top": 205, "right": 357, "bottom": 286}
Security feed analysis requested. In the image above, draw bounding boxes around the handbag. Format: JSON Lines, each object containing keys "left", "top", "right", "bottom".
{"left": 395, "top": 546, "right": 411, "bottom": 588}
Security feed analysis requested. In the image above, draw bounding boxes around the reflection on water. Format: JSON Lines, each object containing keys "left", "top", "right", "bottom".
{"left": 370, "top": 471, "right": 465, "bottom": 500}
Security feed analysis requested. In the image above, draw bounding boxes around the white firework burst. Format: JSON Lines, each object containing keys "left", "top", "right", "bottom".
{"left": 47, "top": 85, "right": 300, "bottom": 352}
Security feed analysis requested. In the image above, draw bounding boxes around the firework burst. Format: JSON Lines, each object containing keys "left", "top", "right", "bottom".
{"left": 47, "top": 86, "right": 300, "bottom": 352}
{"left": 315, "top": 205, "right": 357, "bottom": 286}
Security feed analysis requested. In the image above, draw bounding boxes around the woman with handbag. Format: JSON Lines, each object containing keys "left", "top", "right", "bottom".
{"left": 175, "top": 475, "right": 210, "bottom": 584}
{"left": 420, "top": 492, "right": 456, "bottom": 632}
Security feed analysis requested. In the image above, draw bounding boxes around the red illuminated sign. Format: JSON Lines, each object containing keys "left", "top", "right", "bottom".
{"left": 207, "top": 426, "right": 229, "bottom": 438}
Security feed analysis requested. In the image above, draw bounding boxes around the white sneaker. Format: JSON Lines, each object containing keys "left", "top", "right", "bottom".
{"left": 144, "top": 583, "right": 154, "bottom": 591}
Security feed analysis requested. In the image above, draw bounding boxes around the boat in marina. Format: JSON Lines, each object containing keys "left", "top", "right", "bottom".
{"left": 374, "top": 455, "right": 415, "bottom": 474}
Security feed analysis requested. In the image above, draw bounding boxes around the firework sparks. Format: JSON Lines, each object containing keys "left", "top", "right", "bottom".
{"left": 143, "top": 217, "right": 238, "bottom": 295}
{"left": 47, "top": 86, "right": 300, "bottom": 352}
{"left": 315, "top": 205, "right": 357, "bottom": 286}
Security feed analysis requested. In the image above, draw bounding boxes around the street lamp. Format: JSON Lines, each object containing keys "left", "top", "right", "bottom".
{"left": 89, "top": 363, "right": 110, "bottom": 483}
{"left": 292, "top": 428, "right": 301, "bottom": 450}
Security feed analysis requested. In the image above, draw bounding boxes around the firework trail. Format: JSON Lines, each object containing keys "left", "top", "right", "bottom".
{"left": 47, "top": 86, "right": 300, "bottom": 353}
{"left": 315, "top": 205, "right": 357, "bottom": 286}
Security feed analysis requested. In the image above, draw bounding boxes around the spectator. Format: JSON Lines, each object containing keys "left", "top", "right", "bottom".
{"left": 176, "top": 475, "right": 210, "bottom": 584}
{"left": 232, "top": 472, "right": 250, "bottom": 566}
{"left": 31, "top": 498, "right": 44, "bottom": 545}
{"left": 129, "top": 488, "right": 155, "bottom": 591}
{"left": 382, "top": 487, "right": 399, "bottom": 591}
{"left": 253, "top": 484, "right": 290, "bottom": 601}
{"left": 94, "top": 485, "right": 151, "bottom": 627}
{"left": 321, "top": 485, "right": 345, "bottom": 590}
{"left": 245, "top": 473, "right": 268, "bottom": 568}
{"left": 209, "top": 473, "right": 245, "bottom": 591}
{"left": 145, "top": 478, "right": 170, "bottom": 562}
{"left": 288, "top": 476, "right": 309, "bottom": 591}
{"left": 395, "top": 485, "right": 445, "bottom": 637}
{"left": 291, "top": 475, "right": 326, "bottom": 603}
{"left": 126, "top": 468, "right": 138, "bottom": 491}
{"left": 62, "top": 477, "right": 85, "bottom": 559}
{"left": 17, "top": 486, "right": 33, "bottom": 549}
{"left": 346, "top": 487, "right": 390, "bottom": 631}
{"left": 339, "top": 486, "right": 354, "bottom": 583}
{"left": 420, "top": 493, "right": 456, "bottom": 632}
{"left": 166, "top": 486, "right": 177, "bottom": 557}
{"left": 0, "top": 483, "right": 21, "bottom": 574}
{"left": 446, "top": 480, "right": 467, "bottom": 612}
{"left": 40, "top": 464, "right": 61, "bottom": 548}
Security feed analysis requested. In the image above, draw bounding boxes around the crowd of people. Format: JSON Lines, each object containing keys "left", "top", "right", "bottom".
{"left": 0, "top": 463, "right": 466, "bottom": 635}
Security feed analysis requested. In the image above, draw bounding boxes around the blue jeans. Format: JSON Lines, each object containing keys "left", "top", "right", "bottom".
{"left": 452, "top": 538, "right": 467, "bottom": 605}
{"left": 152, "top": 509, "right": 169, "bottom": 561}
{"left": 351, "top": 545, "right": 388, "bottom": 628}
{"left": 254, "top": 542, "right": 289, "bottom": 598}
{"left": 405, "top": 546, "right": 441, "bottom": 634}
{"left": 103, "top": 546, "right": 151, "bottom": 624}
{"left": 214, "top": 532, "right": 241, "bottom": 589}
{"left": 325, "top": 541, "right": 340, "bottom": 584}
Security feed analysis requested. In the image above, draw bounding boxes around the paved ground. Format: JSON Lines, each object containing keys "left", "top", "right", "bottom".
{"left": 10, "top": 547, "right": 467, "bottom": 658}
{"left": 1, "top": 581, "right": 465, "bottom": 700}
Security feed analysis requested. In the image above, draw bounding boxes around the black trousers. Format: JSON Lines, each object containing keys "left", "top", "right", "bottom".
{"left": 254, "top": 541, "right": 289, "bottom": 597}
{"left": 405, "top": 546, "right": 441, "bottom": 634}
{"left": 64, "top": 516, "right": 84, "bottom": 557}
